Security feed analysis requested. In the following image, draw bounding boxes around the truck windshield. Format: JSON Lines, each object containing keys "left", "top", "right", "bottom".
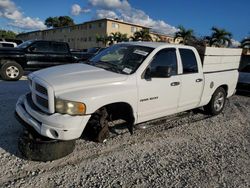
{"left": 87, "top": 44, "right": 153, "bottom": 74}
{"left": 17, "top": 40, "right": 33, "bottom": 49}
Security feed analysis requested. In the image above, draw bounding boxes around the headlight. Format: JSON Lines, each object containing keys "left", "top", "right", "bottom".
{"left": 55, "top": 98, "right": 86, "bottom": 115}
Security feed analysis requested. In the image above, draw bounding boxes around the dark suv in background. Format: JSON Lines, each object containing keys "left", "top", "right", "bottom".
{"left": 0, "top": 40, "right": 80, "bottom": 81}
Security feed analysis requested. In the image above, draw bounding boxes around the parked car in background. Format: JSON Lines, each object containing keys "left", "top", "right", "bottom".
{"left": 0, "top": 41, "right": 17, "bottom": 48}
{"left": 0, "top": 40, "right": 80, "bottom": 81}
{"left": 0, "top": 38, "right": 23, "bottom": 45}
{"left": 74, "top": 47, "right": 105, "bottom": 62}
{"left": 237, "top": 64, "right": 250, "bottom": 92}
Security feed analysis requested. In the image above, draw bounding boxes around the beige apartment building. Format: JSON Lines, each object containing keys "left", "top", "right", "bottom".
{"left": 17, "top": 18, "right": 176, "bottom": 50}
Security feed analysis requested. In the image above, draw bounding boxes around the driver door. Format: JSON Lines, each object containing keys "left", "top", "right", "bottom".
{"left": 137, "top": 48, "right": 181, "bottom": 123}
{"left": 25, "top": 41, "right": 52, "bottom": 69}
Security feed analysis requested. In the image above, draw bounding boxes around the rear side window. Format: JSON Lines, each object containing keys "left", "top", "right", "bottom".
{"left": 52, "top": 43, "right": 69, "bottom": 53}
{"left": 179, "top": 49, "right": 198, "bottom": 74}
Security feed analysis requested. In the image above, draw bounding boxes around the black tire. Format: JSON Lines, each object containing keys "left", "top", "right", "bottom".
{"left": 0, "top": 61, "right": 23, "bottom": 81}
{"left": 18, "top": 129, "right": 76, "bottom": 162}
{"left": 83, "top": 108, "right": 110, "bottom": 143}
{"left": 204, "top": 87, "right": 226, "bottom": 115}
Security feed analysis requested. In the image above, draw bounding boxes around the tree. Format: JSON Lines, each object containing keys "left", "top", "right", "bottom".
{"left": 45, "top": 16, "right": 75, "bottom": 28}
{"left": 208, "top": 27, "right": 232, "bottom": 47}
{"left": 96, "top": 35, "right": 110, "bottom": 46}
{"left": 240, "top": 37, "right": 250, "bottom": 48}
{"left": 96, "top": 32, "right": 129, "bottom": 46}
{"left": 174, "top": 25, "right": 195, "bottom": 44}
{"left": 131, "top": 29, "right": 152, "bottom": 41}
{"left": 0, "top": 30, "right": 16, "bottom": 39}
{"left": 109, "top": 32, "right": 129, "bottom": 43}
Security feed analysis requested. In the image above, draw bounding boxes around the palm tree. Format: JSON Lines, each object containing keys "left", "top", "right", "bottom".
{"left": 240, "top": 37, "right": 250, "bottom": 48}
{"left": 96, "top": 35, "right": 110, "bottom": 46}
{"left": 208, "top": 27, "right": 232, "bottom": 47}
{"left": 174, "top": 25, "right": 195, "bottom": 44}
{"left": 131, "top": 29, "right": 152, "bottom": 41}
{"left": 108, "top": 32, "right": 129, "bottom": 44}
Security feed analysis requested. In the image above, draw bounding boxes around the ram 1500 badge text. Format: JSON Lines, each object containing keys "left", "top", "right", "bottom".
{"left": 15, "top": 42, "right": 242, "bottom": 142}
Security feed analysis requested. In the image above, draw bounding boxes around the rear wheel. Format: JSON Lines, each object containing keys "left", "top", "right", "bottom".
{"left": 204, "top": 87, "right": 226, "bottom": 115}
{"left": 0, "top": 61, "right": 23, "bottom": 81}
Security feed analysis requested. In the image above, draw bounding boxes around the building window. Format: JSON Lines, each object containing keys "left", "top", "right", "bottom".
{"left": 88, "top": 37, "right": 92, "bottom": 41}
{"left": 112, "top": 23, "right": 119, "bottom": 29}
{"left": 131, "top": 26, "right": 136, "bottom": 33}
{"left": 98, "top": 22, "right": 103, "bottom": 28}
{"left": 89, "top": 24, "right": 92, "bottom": 29}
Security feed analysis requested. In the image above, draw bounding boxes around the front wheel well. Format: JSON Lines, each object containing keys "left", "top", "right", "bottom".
{"left": 0, "top": 59, "right": 23, "bottom": 68}
{"left": 103, "top": 102, "right": 135, "bottom": 124}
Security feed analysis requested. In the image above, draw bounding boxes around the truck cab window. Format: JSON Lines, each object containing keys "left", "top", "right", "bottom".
{"left": 150, "top": 48, "right": 177, "bottom": 76}
{"left": 29, "top": 42, "right": 51, "bottom": 53}
{"left": 52, "top": 43, "right": 68, "bottom": 53}
{"left": 179, "top": 49, "right": 198, "bottom": 74}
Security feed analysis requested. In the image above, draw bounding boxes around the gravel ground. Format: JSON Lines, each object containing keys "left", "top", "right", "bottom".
{"left": 0, "top": 78, "right": 249, "bottom": 188}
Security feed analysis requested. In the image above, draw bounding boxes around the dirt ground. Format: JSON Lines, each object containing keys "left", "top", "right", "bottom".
{"left": 0, "top": 78, "right": 249, "bottom": 188}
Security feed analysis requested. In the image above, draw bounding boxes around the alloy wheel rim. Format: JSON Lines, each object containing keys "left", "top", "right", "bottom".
{"left": 214, "top": 92, "right": 225, "bottom": 111}
{"left": 6, "top": 66, "right": 19, "bottom": 78}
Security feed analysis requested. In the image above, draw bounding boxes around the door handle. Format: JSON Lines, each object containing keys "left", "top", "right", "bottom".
{"left": 170, "top": 82, "right": 180, "bottom": 86}
{"left": 196, "top": 78, "right": 203, "bottom": 82}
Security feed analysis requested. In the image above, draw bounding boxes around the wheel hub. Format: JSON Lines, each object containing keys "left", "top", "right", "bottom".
{"left": 214, "top": 91, "right": 225, "bottom": 111}
{"left": 6, "top": 66, "right": 19, "bottom": 78}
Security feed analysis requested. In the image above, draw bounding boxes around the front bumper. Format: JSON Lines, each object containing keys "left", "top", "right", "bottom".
{"left": 15, "top": 94, "right": 91, "bottom": 140}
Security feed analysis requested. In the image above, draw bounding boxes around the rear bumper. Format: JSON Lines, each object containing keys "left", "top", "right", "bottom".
{"left": 15, "top": 94, "right": 91, "bottom": 140}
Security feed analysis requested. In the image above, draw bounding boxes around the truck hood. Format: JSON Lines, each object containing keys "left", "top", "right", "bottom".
{"left": 31, "top": 63, "right": 128, "bottom": 93}
{"left": 0, "top": 47, "right": 24, "bottom": 55}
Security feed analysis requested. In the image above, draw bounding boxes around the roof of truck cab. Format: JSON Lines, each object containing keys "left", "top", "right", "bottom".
{"left": 120, "top": 41, "right": 187, "bottom": 49}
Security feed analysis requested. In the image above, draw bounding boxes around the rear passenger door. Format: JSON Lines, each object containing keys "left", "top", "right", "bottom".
{"left": 50, "top": 42, "right": 73, "bottom": 65}
{"left": 177, "top": 48, "right": 204, "bottom": 112}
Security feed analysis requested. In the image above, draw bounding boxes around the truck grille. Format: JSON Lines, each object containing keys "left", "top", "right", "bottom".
{"left": 35, "top": 83, "right": 48, "bottom": 96}
{"left": 36, "top": 94, "right": 49, "bottom": 108}
{"left": 29, "top": 78, "right": 54, "bottom": 114}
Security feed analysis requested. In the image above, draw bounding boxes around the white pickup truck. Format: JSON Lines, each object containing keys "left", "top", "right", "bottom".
{"left": 15, "top": 42, "right": 242, "bottom": 142}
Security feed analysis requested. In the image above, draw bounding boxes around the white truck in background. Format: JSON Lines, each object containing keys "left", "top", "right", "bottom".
{"left": 16, "top": 42, "right": 242, "bottom": 143}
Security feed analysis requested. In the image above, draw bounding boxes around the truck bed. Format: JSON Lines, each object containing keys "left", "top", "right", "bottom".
{"left": 198, "top": 47, "right": 242, "bottom": 73}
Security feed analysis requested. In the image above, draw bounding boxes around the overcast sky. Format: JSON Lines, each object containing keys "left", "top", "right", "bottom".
{"left": 0, "top": 0, "right": 249, "bottom": 41}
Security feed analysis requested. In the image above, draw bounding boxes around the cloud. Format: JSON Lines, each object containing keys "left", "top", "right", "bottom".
{"left": 71, "top": 4, "right": 91, "bottom": 16}
{"left": 73, "top": 0, "right": 177, "bottom": 35}
{"left": 95, "top": 9, "right": 118, "bottom": 19}
{"left": 88, "top": 0, "right": 130, "bottom": 10}
{"left": 0, "top": 0, "right": 46, "bottom": 30}
{"left": 230, "top": 39, "right": 240, "bottom": 47}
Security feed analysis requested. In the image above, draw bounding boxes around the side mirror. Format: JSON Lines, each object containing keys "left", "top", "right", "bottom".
{"left": 144, "top": 68, "right": 151, "bottom": 80}
{"left": 28, "top": 46, "right": 36, "bottom": 52}
{"left": 154, "top": 66, "right": 172, "bottom": 78}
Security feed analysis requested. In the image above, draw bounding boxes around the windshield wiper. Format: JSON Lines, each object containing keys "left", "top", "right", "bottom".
{"left": 95, "top": 61, "right": 124, "bottom": 74}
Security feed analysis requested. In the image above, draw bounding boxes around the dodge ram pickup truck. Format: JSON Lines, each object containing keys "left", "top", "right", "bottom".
{"left": 15, "top": 42, "right": 242, "bottom": 143}
{"left": 0, "top": 40, "right": 80, "bottom": 81}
